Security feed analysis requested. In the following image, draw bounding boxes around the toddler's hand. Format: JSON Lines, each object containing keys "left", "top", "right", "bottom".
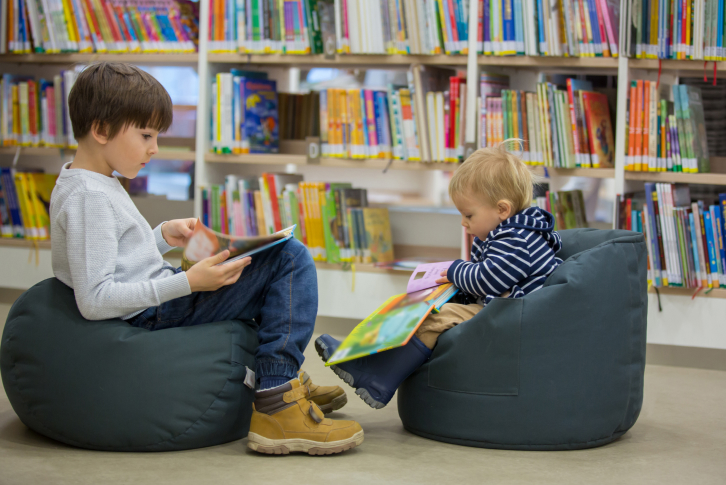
{"left": 162, "top": 218, "right": 197, "bottom": 248}
{"left": 186, "top": 250, "right": 252, "bottom": 292}
{"left": 435, "top": 270, "right": 450, "bottom": 285}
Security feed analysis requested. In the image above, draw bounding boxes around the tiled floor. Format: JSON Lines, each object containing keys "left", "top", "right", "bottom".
{"left": 1, "top": 311, "right": 725, "bottom": 484}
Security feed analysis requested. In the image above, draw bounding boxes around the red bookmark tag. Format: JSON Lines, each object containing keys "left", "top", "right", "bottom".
{"left": 657, "top": 59, "right": 662, "bottom": 89}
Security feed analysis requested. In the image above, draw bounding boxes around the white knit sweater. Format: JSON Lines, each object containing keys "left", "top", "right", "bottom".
{"left": 50, "top": 162, "right": 191, "bottom": 320}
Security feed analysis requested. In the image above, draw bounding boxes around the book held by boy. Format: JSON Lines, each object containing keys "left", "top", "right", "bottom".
{"left": 181, "top": 221, "right": 295, "bottom": 271}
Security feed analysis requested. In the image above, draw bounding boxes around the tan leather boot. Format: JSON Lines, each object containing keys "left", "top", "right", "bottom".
{"left": 298, "top": 370, "right": 347, "bottom": 414}
{"left": 248, "top": 375, "right": 363, "bottom": 455}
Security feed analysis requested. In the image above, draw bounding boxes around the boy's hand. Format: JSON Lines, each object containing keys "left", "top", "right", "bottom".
{"left": 435, "top": 270, "right": 450, "bottom": 285}
{"left": 162, "top": 218, "right": 197, "bottom": 247}
{"left": 186, "top": 250, "right": 252, "bottom": 292}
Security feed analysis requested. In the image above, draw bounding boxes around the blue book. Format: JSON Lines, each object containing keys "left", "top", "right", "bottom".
{"left": 374, "top": 91, "right": 391, "bottom": 156}
{"left": 689, "top": 212, "right": 701, "bottom": 288}
{"left": 711, "top": 206, "right": 725, "bottom": 286}
{"left": 719, "top": 194, "right": 726, "bottom": 285}
{"left": 242, "top": 78, "right": 279, "bottom": 154}
{"left": 483, "top": 0, "right": 491, "bottom": 53}
{"left": 503, "top": 0, "right": 515, "bottom": 54}
{"left": 587, "top": 0, "right": 603, "bottom": 56}
{"left": 536, "top": 0, "right": 546, "bottom": 54}
{"left": 644, "top": 183, "right": 662, "bottom": 286}
{"left": 360, "top": 90, "right": 370, "bottom": 156}
{"left": 719, "top": 0, "right": 725, "bottom": 59}
{"left": 0, "top": 168, "right": 24, "bottom": 237}
{"left": 704, "top": 211, "right": 719, "bottom": 281}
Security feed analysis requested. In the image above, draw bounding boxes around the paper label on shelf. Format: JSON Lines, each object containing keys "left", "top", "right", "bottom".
{"left": 306, "top": 136, "right": 321, "bottom": 165}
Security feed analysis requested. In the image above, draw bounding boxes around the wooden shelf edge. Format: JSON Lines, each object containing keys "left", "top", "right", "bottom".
{"left": 0, "top": 53, "right": 198, "bottom": 64}
{"left": 319, "top": 158, "right": 460, "bottom": 171}
{"left": 205, "top": 153, "right": 307, "bottom": 165}
{"left": 0, "top": 239, "right": 52, "bottom": 250}
{"left": 625, "top": 171, "right": 726, "bottom": 185}
{"left": 314, "top": 261, "right": 410, "bottom": 275}
{"left": 0, "top": 146, "right": 195, "bottom": 161}
{"left": 208, "top": 53, "right": 468, "bottom": 65}
{"left": 649, "top": 286, "right": 726, "bottom": 299}
{"left": 630, "top": 58, "right": 726, "bottom": 72}
{"left": 479, "top": 56, "right": 619, "bottom": 69}
{"left": 531, "top": 166, "right": 615, "bottom": 178}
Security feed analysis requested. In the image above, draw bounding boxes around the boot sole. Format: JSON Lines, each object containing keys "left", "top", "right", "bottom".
{"left": 247, "top": 429, "right": 364, "bottom": 456}
{"left": 317, "top": 393, "right": 348, "bottom": 414}
{"left": 315, "top": 337, "right": 387, "bottom": 410}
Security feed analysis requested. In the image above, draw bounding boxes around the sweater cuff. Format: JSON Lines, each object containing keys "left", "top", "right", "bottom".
{"left": 447, "top": 259, "right": 465, "bottom": 286}
{"left": 153, "top": 222, "right": 174, "bottom": 255}
{"left": 153, "top": 271, "right": 192, "bottom": 304}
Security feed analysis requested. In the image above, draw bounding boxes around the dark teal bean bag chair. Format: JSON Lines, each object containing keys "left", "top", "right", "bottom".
{"left": 1, "top": 278, "right": 258, "bottom": 451}
{"left": 398, "top": 229, "right": 648, "bottom": 450}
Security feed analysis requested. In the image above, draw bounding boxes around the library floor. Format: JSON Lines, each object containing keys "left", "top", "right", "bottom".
{"left": 0, "top": 310, "right": 725, "bottom": 484}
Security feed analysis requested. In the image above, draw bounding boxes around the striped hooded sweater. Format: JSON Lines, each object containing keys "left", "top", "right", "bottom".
{"left": 447, "top": 207, "right": 563, "bottom": 305}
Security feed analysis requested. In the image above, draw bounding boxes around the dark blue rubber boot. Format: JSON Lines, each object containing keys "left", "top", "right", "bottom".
{"left": 315, "top": 334, "right": 432, "bottom": 409}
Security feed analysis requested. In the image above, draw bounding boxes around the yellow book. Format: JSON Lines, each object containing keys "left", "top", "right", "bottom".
{"left": 362, "top": 208, "right": 393, "bottom": 264}
{"left": 338, "top": 89, "right": 349, "bottom": 158}
{"left": 315, "top": 183, "right": 328, "bottom": 261}
{"left": 60, "top": 0, "right": 79, "bottom": 46}
{"left": 253, "top": 190, "right": 267, "bottom": 236}
{"left": 13, "top": 173, "right": 38, "bottom": 240}
{"left": 26, "top": 173, "right": 51, "bottom": 239}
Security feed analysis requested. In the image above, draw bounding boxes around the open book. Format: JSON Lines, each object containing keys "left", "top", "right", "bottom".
{"left": 326, "top": 262, "right": 458, "bottom": 366}
{"left": 181, "top": 220, "right": 296, "bottom": 271}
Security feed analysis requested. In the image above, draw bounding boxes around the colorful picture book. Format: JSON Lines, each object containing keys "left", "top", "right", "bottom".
{"left": 618, "top": 183, "right": 726, "bottom": 289}
{"left": 0, "top": 0, "right": 199, "bottom": 54}
{"left": 326, "top": 282, "right": 460, "bottom": 366}
{"left": 181, "top": 220, "right": 295, "bottom": 270}
{"left": 201, "top": 175, "right": 394, "bottom": 264}
{"left": 625, "top": 83, "right": 710, "bottom": 173}
{"left": 0, "top": 168, "right": 57, "bottom": 240}
{"left": 406, "top": 261, "right": 454, "bottom": 293}
{"left": 1, "top": 71, "right": 78, "bottom": 148}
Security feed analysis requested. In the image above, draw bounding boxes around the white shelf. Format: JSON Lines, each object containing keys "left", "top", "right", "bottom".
{"left": 0, "top": 53, "right": 198, "bottom": 65}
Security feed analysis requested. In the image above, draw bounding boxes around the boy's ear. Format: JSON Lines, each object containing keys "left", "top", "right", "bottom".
{"left": 90, "top": 122, "right": 110, "bottom": 145}
{"left": 497, "top": 200, "right": 513, "bottom": 220}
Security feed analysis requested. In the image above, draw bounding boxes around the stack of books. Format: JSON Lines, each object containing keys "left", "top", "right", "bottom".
{"left": 1, "top": 71, "right": 79, "bottom": 149}
{"left": 623, "top": 0, "right": 726, "bottom": 59}
{"left": 480, "top": 75, "right": 615, "bottom": 168}
{"left": 0, "top": 0, "right": 198, "bottom": 54}
{"left": 532, "top": 189, "right": 589, "bottom": 230}
{"left": 618, "top": 183, "right": 726, "bottom": 289}
{"left": 0, "top": 168, "right": 57, "bottom": 240}
{"left": 201, "top": 174, "right": 394, "bottom": 264}
{"left": 625, "top": 83, "right": 709, "bottom": 173}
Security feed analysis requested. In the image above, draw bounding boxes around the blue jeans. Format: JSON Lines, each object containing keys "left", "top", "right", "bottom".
{"left": 127, "top": 238, "right": 317, "bottom": 382}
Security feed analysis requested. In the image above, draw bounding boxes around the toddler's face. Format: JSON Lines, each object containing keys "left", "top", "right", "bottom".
{"left": 453, "top": 192, "right": 511, "bottom": 240}
{"left": 104, "top": 125, "right": 160, "bottom": 179}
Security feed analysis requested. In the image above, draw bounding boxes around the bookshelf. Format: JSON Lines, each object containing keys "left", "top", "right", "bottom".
{"left": 3, "top": 0, "right": 726, "bottom": 352}
{"left": 0, "top": 147, "right": 196, "bottom": 161}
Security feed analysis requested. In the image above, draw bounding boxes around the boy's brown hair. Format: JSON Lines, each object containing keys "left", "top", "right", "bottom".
{"left": 69, "top": 62, "right": 173, "bottom": 140}
{"left": 449, "top": 139, "right": 541, "bottom": 213}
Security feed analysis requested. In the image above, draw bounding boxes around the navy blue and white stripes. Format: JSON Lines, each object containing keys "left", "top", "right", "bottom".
{"left": 447, "top": 207, "right": 563, "bottom": 305}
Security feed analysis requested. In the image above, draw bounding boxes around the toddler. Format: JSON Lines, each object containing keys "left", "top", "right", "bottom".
{"left": 317, "top": 140, "right": 563, "bottom": 408}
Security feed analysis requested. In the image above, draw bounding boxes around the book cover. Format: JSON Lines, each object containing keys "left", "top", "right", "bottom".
{"left": 362, "top": 207, "right": 394, "bottom": 263}
{"left": 326, "top": 283, "right": 459, "bottom": 366}
{"left": 581, "top": 91, "right": 615, "bottom": 168}
{"left": 242, "top": 78, "right": 279, "bottom": 153}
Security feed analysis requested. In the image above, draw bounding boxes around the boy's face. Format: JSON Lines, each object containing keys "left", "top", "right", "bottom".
{"left": 453, "top": 192, "right": 512, "bottom": 240}
{"left": 103, "top": 125, "right": 160, "bottom": 179}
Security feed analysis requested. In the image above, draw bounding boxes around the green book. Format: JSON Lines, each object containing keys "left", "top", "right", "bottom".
{"left": 211, "top": 185, "right": 222, "bottom": 233}
{"left": 684, "top": 86, "right": 710, "bottom": 173}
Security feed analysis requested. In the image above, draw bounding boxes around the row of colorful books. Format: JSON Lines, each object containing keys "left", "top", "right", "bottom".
{"left": 624, "top": 82, "right": 709, "bottom": 173}
{"left": 0, "top": 0, "right": 198, "bottom": 54}
{"left": 201, "top": 173, "right": 394, "bottom": 263}
{"left": 211, "top": 70, "right": 279, "bottom": 154}
{"left": 480, "top": 75, "right": 615, "bottom": 168}
{"left": 624, "top": 0, "right": 726, "bottom": 60}
{"left": 618, "top": 183, "right": 726, "bottom": 289}
{"left": 1, "top": 71, "right": 78, "bottom": 148}
{"left": 532, "top": 189, "right": 589, "bottom": 230}
{"left": 0, "top": 168, "right": 57, "bottom": 240}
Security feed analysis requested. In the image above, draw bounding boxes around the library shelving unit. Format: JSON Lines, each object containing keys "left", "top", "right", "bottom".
{"left": 2, "top": 0, "right": 726, "bottom": 351}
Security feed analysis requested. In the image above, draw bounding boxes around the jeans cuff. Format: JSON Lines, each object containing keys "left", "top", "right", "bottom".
{"left": 256, "top": 360, "right": 299, "bottom": 380}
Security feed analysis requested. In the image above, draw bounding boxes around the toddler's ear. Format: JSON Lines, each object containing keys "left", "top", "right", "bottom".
{"left": 497, "top": 200, "right": 513, "bottom": 220}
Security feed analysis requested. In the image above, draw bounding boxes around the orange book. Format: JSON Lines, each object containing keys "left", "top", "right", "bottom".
{"left": 581, "top": 92, "right": 615, "bottom": 168}
{"left": 642, "top": 81, "right": 650, "bottom": 172}
{"left": 634, "top": 80, "right": 643, "bottom": 171}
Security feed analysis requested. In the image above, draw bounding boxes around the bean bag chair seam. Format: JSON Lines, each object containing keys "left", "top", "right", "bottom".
{"left": 3, "top": 325, "right": 240, "bottom": 451}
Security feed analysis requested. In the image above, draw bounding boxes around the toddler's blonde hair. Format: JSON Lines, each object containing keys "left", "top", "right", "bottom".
{"left": 449, "top": 139, "right": 541, "bottom": 213}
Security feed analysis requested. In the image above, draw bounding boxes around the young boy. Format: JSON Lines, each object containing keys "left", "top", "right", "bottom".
{"left": 316, "top": 141, "right": 563, "bottom": 409}
{"left": 50, "top": 62, "right": 362, "bottom": 455}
